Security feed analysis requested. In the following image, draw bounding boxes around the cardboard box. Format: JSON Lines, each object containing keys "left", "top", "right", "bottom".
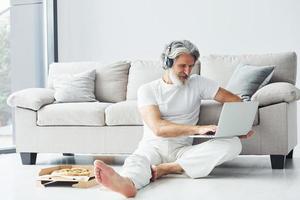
{"left": 37, "top": 165, "right": 97, "bottom": 188}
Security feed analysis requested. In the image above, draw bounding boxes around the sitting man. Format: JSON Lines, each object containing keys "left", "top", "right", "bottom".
{"left": 94, "top": 40, "right": 254, "bottom": 197}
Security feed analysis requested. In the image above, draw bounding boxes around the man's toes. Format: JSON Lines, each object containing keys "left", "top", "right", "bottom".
{"left": 94, "top": 166, "right": 100, "bottom": 175}
{"left": 94, "top": 165, "right": 100, "bottom": 172}
{"left": 94, "top": 159, "right": 104, "bottom": 166}
{"left": 94, "top": 170, "right": 102, "bottom": 183}
{"left": 94, "top": 160, "right": 111, "bottom": 171}
{"left": 95, "top": 174, "right": 102, "bottom": 182}
{"left": 151, "top": 165, "right": 156, "bottom": 172}
{"left": 151, "top": 165, "right": 158, "bottom": 181}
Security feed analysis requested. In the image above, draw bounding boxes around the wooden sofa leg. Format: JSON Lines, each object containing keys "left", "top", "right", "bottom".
{"left": 20, "top": 152, "right": 37, "bottom": 165}
{"left": 286, "top": 149, "right": 293, "bottom": 159}
{"left": 270, "top": 155, "right": 286, "bottom": 169}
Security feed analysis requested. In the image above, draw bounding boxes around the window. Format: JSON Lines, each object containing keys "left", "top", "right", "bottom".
{"left": 0, "top": 0, "right": 13, "bottom": 150}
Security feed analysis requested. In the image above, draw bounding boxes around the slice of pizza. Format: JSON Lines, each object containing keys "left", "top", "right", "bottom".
{"left": 51, "top": 167, "right": 90, "bottom": 176}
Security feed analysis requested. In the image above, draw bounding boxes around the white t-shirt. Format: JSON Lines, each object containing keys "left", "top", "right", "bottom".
{"left": 137, "top": 74, "right": 220, "bottom": 144}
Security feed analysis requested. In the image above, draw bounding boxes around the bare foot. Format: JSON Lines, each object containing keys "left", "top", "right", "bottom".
{"left": 150, "top": 165, "right": 167, "bottom": 181}
{"left": 151, "top": 163, "right": 184, "bottom": 181}
{"left": 150, "top": 165, "right": 158, "bottom": 182}
{"left": 94, "top": 160, "right": 137, "bottom": 198}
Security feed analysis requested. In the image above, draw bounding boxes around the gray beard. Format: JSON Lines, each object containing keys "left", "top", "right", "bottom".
{"left": 168, "top": 69, "right": 189, "bottom": 87}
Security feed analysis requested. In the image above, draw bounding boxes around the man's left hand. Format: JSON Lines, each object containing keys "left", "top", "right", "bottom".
{"left": 239, "top": 130, "right": 255, "bottom": 139}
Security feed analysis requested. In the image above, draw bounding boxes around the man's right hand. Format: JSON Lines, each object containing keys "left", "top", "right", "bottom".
{"left": 196, "top": 125, "right": 217, "bottom": 135}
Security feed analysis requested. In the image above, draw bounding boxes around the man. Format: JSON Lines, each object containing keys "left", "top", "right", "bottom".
{"left": 94, "top": 40, "right": 254, "bottom": 197}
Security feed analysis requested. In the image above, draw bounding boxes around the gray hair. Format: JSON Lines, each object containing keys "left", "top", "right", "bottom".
{"left": 161, "top": 40, "right": 200, "bottom": 69}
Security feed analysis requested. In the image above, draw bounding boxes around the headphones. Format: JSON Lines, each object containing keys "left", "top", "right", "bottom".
{"left": 164, "top": 42, "right": 174, "bottom": 69}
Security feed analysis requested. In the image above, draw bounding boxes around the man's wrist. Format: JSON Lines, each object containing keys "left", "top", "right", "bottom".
{"left": 188, "top": 125, "right": 200, "bottom": 135}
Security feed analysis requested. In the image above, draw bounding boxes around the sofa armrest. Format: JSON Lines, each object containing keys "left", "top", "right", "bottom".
{"left": 7, "top": 88, "right": 55, "bottom": 111}
{"left": 251, "top": 82, "right": 300, "bottom": 107}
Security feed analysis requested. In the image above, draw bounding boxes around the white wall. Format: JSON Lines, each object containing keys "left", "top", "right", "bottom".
{"left": 57, "top": 0, "right": 300, "bottom": 139}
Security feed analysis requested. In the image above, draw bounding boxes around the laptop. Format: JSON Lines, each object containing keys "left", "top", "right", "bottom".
{"left": 189, "top": 101, "right": 259, "bottom": 138}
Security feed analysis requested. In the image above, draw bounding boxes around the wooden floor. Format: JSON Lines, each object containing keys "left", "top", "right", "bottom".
{"left": 1, "top": 146, "right": 300, "bottom": 200}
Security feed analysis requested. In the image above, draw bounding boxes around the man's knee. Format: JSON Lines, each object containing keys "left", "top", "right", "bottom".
{"left": 224, "top": 137, "right": 242, "bottom": 158}
{"left": 191, "top": 137, "right": 241, "bottom": 178}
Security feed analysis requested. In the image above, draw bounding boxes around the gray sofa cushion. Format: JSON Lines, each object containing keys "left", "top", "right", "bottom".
{"left": 53, "top": 69, "right": 97, "bottom": 102}
{"left": 37, "top": 102, "right": 112, "bottom": 126}
{"left": 226, "top": 64, "right": 275, "bottom": 101}
{"left": 7, "top": 88, "right": 55, "bottom": 111}
{"left": 105, "top": 100, "right": 143, "bottom": 125}
{"left": 200, "top": 52, "right": 297, "bottom": 87}
{"left": 197, "top": 100, "right": 259, "bottom": 126}
{"left": 126, "top": 60, "right": 200, "bottom": 100}
{"left": 47, "top": 61, "right": 130, "bottom": 103}
{"left": 251, "top": 82, "right": 300, "bottom": 107}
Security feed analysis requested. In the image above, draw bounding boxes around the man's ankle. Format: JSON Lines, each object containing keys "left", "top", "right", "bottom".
{"left": 124, "top": 177, "right": 135, "bottom": 188}
{"left": 159, "top": 163, "right": 183, "bottom": 175}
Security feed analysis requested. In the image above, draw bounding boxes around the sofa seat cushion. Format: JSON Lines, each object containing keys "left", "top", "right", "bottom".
{"left": 105, "top": 100, "right": 143, "bottom": 125}
{"left": 197, "top": 100, "right": 259, "bottom": 126}
{"left": 37, "top": 102, "right": 112, "bottom": 126}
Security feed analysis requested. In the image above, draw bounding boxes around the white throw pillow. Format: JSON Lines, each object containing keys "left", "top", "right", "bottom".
{"left": 251, "top": 82, "right": 300, "bottom": 106}
{"left": 53, "top": 69, "right": 96, "bottom": 102}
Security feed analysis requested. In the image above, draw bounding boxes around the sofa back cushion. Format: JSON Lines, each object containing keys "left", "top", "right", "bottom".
{"left": 126, "top": 60, "right": 201, "bottom": 100}
{"left": 47, "top": 61, "right": 130, "bottom": 103}
{"left": 200, "top": 52, "right": 297, "bottom": 87}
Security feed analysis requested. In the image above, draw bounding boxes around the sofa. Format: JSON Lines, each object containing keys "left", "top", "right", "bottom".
{"left": 7, "top": 52, "right": 300, "bottom": 169}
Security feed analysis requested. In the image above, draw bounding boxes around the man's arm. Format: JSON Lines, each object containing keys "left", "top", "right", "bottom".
{"left": 139, "top": 105, "right": 217, "bottom": 138}
{"left": 214, "top": 87, "right": 242, "bottom": 103}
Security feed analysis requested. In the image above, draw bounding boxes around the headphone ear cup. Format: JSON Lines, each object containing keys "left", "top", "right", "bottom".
{"left": 166, "top": 58, "right": 173, "bottom": 68}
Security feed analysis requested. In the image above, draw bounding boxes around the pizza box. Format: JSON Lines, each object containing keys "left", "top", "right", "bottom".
{"left": 36, "top": 165, "right": 97, "bottom": 188}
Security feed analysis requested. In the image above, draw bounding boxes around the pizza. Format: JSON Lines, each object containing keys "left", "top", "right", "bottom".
{"left": 51, "top": 167, "right": 90, "bottom": 176}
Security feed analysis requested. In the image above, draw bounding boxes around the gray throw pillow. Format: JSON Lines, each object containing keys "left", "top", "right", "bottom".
{"left": 53, "top": 69, "right": 96, "bottom": 102}
{"left": 226, "top": 64, "right": 275, "bottom": 101}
